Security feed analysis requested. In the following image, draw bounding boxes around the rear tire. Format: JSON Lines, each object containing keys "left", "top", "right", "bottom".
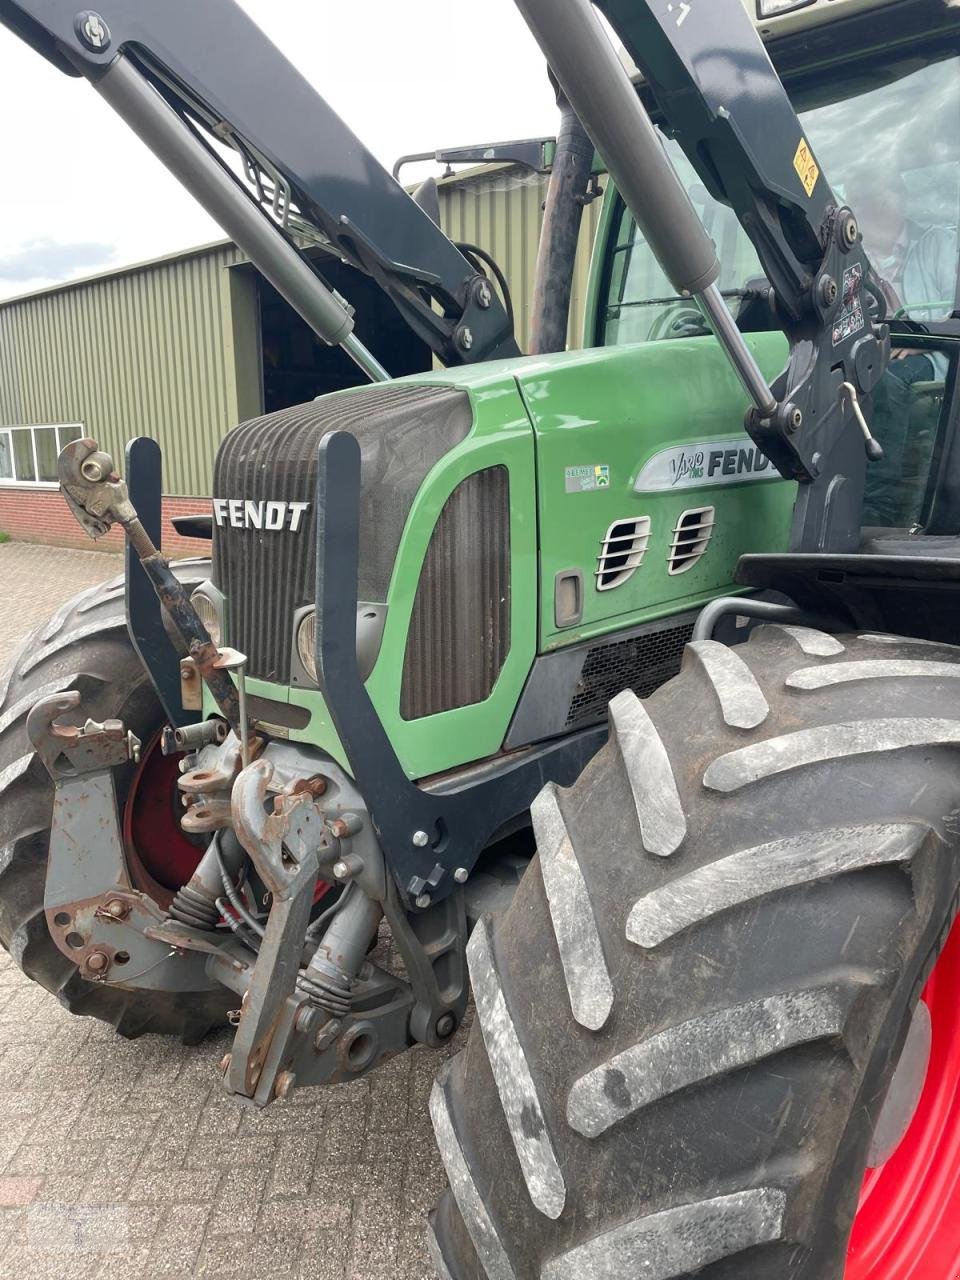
{"left": 0, "top": 558, "right": 231, "bottom": 1043}
{"left": 429, "top": 624, "right": 960, "bottom": 1279}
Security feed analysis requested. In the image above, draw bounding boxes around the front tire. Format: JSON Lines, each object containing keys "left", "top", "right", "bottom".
{"left": 429, "top": 624, "right": 960, "bottom": 1279}
{"left": 0, "top": 559, "right": 231, "bottom": 1043}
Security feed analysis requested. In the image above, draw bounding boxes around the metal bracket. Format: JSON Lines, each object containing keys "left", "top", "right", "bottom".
{"left": 314, "top": 430, "right": 607, "bottom": 911}
{"left": 223, "top": 758, "right": 332, "bottom": 1099}
{"left": 59, "top": 437, "right": 136, "bottom": 538}
{"left": 26, "top": 691, "right": 213, "bottom": 992}
{"left": 125, "top": 436, "right": 199, "bottom": 728}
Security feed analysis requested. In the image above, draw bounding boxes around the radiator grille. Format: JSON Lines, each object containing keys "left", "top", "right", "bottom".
{"left": 401, "top": 466, "right": 510, "bottom": 720}
{"left": 213, "top": 384, "right": 473, "bottom": 683}
{"left": 565, "top": 620, "right": 695, "bottom": 728}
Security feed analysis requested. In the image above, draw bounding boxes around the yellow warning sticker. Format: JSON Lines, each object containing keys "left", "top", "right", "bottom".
{"left": 793, "top": 137, "right": 820, "bottom": 198}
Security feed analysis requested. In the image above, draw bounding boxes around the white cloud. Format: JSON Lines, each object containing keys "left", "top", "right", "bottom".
{"left": 0, "top": 0, "right": 558, "bottom": 299}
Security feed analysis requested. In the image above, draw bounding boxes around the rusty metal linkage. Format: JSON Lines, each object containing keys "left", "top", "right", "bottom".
{"left": 58, "top": 438, "right": 248, "bottom": 743}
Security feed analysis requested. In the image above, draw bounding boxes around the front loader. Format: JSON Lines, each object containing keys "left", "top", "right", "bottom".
{"left": 1, "top": 0, "right": 960, "bottom": 1275}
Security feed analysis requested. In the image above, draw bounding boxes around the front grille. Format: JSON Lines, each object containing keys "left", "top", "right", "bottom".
{"left": 213, "top": 384, "right": 473, "bottom": 683}
{"left": 565, "top": 619, "right": 696, "bottom": 728}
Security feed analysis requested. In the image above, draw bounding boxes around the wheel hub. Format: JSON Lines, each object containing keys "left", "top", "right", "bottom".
{"left": 122, "top": 729, "right": 207, "bottom": 907}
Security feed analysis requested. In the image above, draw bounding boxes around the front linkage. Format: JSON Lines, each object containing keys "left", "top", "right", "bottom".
{"left": 44, "top": 436, "right": 599, "bottom": 1106}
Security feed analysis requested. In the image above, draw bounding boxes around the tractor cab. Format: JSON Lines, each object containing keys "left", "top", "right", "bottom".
{"left": 596, "top": 0, "right": 960, "bottom": 534}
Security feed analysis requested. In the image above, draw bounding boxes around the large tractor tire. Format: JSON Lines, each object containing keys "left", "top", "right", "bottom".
{"left": 0, "top": 559, "right": 231, "bottom": 1043}
{"left": 429, "top": 624, "right": 960, "bottom": 1280}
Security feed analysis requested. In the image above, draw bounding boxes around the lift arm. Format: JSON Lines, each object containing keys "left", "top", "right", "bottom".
{"left": 0, "top": 0, "right": 519, "bottom": 371}
{"left": 515, "top": 0, "right": 891, "bottom": 552}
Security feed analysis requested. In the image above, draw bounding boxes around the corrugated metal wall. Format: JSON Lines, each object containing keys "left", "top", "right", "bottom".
{"left": 0, "top": 242, "right": 246, "bottom": 496}
{"left": 438, "top": 165, "right": 602, "bottom": 352}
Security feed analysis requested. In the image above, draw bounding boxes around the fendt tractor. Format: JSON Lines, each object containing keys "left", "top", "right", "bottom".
{"left": 1, "top": 0, "right": 959, "bottom": 1275}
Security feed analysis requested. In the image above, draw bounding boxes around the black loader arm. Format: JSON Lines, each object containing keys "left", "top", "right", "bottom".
{"left": 0, "top": 0, "right": 519, "bottom": 369}
{"left": 516, "top": 0, "right": 892, "bottom": 552}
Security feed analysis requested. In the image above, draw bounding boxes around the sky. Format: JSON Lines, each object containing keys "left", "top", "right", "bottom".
{"left": 0, "top": 0, "right": 559, "bottom": 300}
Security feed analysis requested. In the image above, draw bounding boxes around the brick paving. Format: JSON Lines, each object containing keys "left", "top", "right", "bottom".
{"left": 0, "top": 542, "right": 459, "bottom": 1279}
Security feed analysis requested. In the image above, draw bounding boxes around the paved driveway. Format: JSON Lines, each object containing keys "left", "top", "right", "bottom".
{"left": 0, "top": 543, "right": 458, "bottom": 1279}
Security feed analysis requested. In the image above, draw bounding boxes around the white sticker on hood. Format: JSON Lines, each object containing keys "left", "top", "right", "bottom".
{"left": 634, "top": 438, "right": 780, "bottom": 494}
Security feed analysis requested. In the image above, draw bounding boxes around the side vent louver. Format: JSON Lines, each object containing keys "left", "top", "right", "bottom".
{"left": 668, "top": 506, "right": 716, "bottom": 575}
{"left": 596, "top": 517, "right": 652, "bottom": 591}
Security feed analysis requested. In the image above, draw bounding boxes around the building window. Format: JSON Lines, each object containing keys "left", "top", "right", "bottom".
{"left": 0, "top": 425, "right": 84, "bottom": 486}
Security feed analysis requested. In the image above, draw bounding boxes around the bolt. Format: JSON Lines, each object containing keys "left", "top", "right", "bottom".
{"left": 453, "top": 867, "right": 469, "bottom": 884}
{"left": 85, "top": 949, "right": 109, "bottom": 974}
{"left": 293, "top": 775, "right": 327, "bottom": 798}
{"left": 415, "top": 892, "right": 432, "bottom": 909}
{"left": 314, "top": 1019, "right": 342, "bottom": 1053}
{"left": 818, "top": 275, "right": 837, "bottom": 308}
{"left": 104, "top": 898, "right": 129, "bottom": 920}
{"left": 329, "top": 812, "right": 362, "bottom": 839}
{"left": 275, "top": 1070, "right": 297, "bottom": 1101}
{"left": 791, "top": 408, "right": 803, "bottom": 431}
{"left": 295, "top": 1004, "right": 319, "bottom": 1034}
{"left": 476, "top": 280, "right": 493, "bottom": 309}
{"left": 332, "top": 853, "right": 364, "bottom": 880}
{"left": 76, "top": 11, "right": 110, "bottom": 50}
{"left": 456, "top": 326, "right": 474, "bottom": 352}
{"left": 412, "top": 830, "right": 430, "bottom": 848}
{"left": 436, "top": 1013, "right": 456, "bottom": 1038}
{"left": 840, "top": 213, "right": 859, "bottom": 249}
{"left": 220, "top": 1053, "right": 232, "bottom": 1075}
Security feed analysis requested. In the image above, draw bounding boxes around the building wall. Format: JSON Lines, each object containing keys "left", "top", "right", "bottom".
{"left": 0, "top": 241, "right": 247, "bottom": 502}
{"left": 0, "top": 489, "right": 210, "bottom": 558}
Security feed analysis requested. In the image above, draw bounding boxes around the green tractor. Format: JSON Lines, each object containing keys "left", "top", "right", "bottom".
{"left": 1, "top": 0, "right": 960, "bottom": 1274}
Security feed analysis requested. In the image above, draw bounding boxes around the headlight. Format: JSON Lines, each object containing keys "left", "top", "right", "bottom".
{"left": 757, "top": 0, "right": 815, "bottom": 16}
{"left": 190, "top": 588, "right": 223, "bottom": 649}
{"left": 296, "top": 609, "right": 317, "bottom": 682}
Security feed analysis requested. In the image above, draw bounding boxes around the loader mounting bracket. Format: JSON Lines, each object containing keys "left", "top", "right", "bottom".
{"left": 314, "top": 431, "right": 608, "bottom": 912}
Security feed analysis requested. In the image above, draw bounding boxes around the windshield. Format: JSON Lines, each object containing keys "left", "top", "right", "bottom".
{"left": 601, "top": 55, "right": 960, "bottom": 345}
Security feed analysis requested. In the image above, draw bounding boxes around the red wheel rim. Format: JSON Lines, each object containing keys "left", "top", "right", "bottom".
{"left": 122, "top": 730, "right": 335, "bottom": 912}
{"left": 122, "top": 729, "right": 206, "bottom": 907}
{"left": 845, "top": 915, "right": 960, "bottom": 1279}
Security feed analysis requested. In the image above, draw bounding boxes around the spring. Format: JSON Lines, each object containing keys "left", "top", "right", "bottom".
{"left": 167, "top": 882, "right": 220, "bottom": 932}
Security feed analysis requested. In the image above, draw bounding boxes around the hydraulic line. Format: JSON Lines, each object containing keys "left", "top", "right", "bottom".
{"left": 456, "top": 242, "right": 515, "bottom": 335}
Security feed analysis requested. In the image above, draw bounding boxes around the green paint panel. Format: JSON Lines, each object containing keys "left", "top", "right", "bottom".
{"left": 513, "top": 335, "right": 794, "bottom": 650}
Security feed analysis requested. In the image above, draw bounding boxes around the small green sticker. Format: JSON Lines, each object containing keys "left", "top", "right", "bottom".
{"left": 565, "top": 464, "right": 610, "bottom": 494}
